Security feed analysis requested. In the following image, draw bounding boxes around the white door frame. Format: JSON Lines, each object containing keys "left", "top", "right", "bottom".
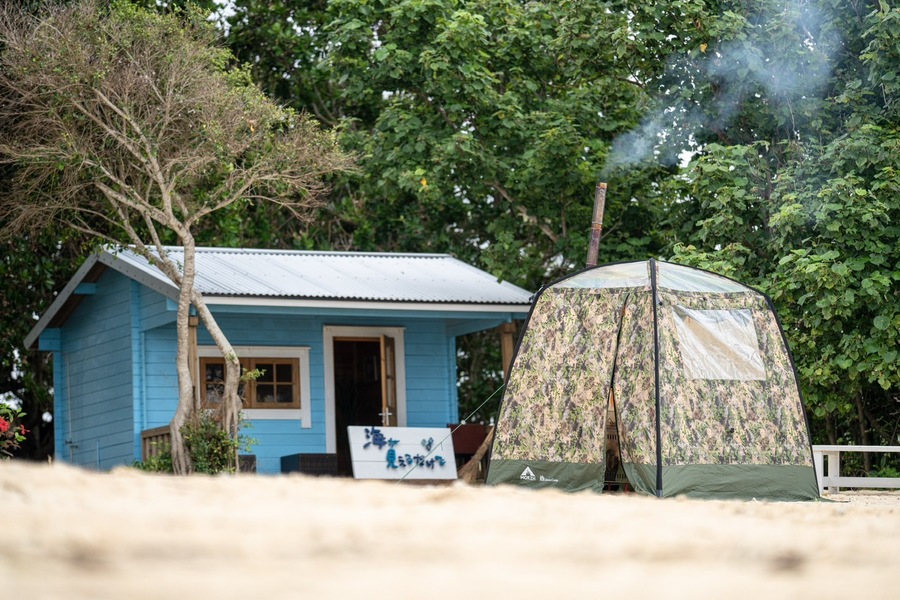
{"left": 323, "top": 325, "right": 407, "bottom": 453}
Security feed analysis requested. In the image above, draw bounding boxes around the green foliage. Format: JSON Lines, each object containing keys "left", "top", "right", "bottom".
{"left": 283, "top": 0, "right": 689, "bottom": 419}
{"left": 7, "top": 0, "right": 900, "bottom": 465}
{"left": 670, "top": 0, "right": 900, "bottom": 459}
{"left": 182, "top": 412, "right": 241, "bottom": 474}
{"left": 870, "top": 462, "right": 900, "bottom": 479}
{"left": 132, "top": 442, "right": 174, "bottom": 473}
{"left": 0, "top": 403, "right": 28, "bottom": 458}
{"left": 132, "top": 412, "right": 256, "bottom": 474}
{"left": 224, "top": 0, "right": 335, "bottom": 124}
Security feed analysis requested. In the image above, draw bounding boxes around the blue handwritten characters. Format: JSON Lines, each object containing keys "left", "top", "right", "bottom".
{"left": 385, "top": 438, "right": 401, "bottom": 469}
{"left": 360, "top": 427, "right": 447, "bottom": 472}
{"left": 363, "top": 427, "right": 388, "bottom": 450}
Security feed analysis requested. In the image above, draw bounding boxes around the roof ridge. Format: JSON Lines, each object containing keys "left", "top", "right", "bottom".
{"left": 182, "top": 246, "right": 453, "bottom": 259}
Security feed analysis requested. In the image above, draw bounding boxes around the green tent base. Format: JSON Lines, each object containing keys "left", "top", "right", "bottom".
{"left": 487, "top": 460, "right": 819, "bottom": 501}
{"left": 487, "top": 459, "right": 608, "bottom": 493}
{"left": 625, "top": 463, "right": 820, "bottom": 501}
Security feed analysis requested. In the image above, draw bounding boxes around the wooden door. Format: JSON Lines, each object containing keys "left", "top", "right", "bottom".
{"left": 380, "top": 335, "right": 397, "bottom": 426}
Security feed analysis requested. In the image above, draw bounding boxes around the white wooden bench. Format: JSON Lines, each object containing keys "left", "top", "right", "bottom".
{"left": 812, "top": 445, "right": 900, "bottom": 494}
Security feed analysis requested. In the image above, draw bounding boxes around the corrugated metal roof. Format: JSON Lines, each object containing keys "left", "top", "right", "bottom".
{"left": 114, "top": 246, "right": 532, "bottom": 305}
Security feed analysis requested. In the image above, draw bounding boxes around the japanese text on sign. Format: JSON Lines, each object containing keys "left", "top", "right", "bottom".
{"left": 347, "top": 426, "right": 458, "bottom": 480}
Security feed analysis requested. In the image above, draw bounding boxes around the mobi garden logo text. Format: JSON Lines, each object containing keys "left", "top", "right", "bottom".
{"left": 520, "top": 466, "right": 559, "bottom": 483}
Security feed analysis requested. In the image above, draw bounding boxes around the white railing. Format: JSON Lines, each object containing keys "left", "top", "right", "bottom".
{"left": 812, "top": 445, "right": 900, "bottom": 494}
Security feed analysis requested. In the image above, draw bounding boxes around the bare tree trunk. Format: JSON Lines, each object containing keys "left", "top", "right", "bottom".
{"left": 190, "top": 289, "right": 241, "bottom": 470}
{"left": 163, "top": 239, "right": 241, "bottom": 475}
{"left": 825, "top": 411, "right": 836, "bottom": 445}
{"left": 166, "top": 237, "right": 242, "bottom": 473}
{"left": 152, "top": 234, "right": 241, "bottom": 473}
{"left": 169, "top": 237, "right": 198, "bottom": 475}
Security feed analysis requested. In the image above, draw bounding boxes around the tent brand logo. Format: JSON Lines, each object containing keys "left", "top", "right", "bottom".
{"left": 539, "top": 475, "right": 559, "bottom": 483}
{"left": 520, "top": 467, "right": 536, "bottom": 481}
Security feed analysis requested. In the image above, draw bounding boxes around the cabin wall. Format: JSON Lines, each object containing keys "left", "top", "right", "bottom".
{"left": 207, "top": 313, "right": 457, "bottom": 474}
{"left": 52, "top": 270, "right": 135, "bottom": 469}
{"left": 405, "top": 320, "right": 458, "bottom": 426}
{"left": 140, "top": 310, "right": 460, "bottom": 474}
{"left": 138, "top": 282, "right": 179, "bottom": 434}
{"left": 48, "top": 274, "right": 500, "bottom": 475}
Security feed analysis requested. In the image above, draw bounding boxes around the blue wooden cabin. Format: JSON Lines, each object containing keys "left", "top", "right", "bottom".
{"left": 25, "top": 247, "right": 531, "bottom": 474}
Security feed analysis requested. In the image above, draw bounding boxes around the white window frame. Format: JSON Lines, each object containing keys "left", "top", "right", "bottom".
{"left": 323, "top": 325, "right": 407, "bottom": 453}
{"left": 197, "top": 345, "right": 311, "bottom": 427}
{"left": 671, "top": 307, "right": 766, "bottom": 381}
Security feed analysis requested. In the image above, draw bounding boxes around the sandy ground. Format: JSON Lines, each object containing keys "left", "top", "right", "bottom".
{"left": 3, "top": 461, "right": 899, "bottom": 600}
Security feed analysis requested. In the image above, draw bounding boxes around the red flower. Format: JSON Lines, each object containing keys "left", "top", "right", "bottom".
{"left": 20, "top": 425, "right": 28, "bottom": 435}
{"left": 0, "top": 418, "right": 8, "bottom": 433}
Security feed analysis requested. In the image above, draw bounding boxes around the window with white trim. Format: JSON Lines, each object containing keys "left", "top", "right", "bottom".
{"left": 197, "top": 346, "right": 311, "bottom": 426}
{"left": 201, "top": 356, "right": 300, "bottom": 409}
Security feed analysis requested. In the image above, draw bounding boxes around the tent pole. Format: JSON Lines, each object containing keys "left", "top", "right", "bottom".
{"left": 586, "top": 182, "right": 607, "bottom": 267}
{"left": 650, "top": 258, "right": 663, "bottom": 497}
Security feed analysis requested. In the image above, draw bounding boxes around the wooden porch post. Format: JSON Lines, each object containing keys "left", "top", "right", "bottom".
{"left": 189, "top": 315, "right": 200, "bottom": 411}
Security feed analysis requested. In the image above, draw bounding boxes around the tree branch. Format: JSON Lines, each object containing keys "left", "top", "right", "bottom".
{"left": 489, "top": 182, "right": 559, "bottom": 244}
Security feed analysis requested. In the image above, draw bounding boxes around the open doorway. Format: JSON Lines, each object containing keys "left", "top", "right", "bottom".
{"left": 326, "top": 330, "right": 402, "bottom": 475}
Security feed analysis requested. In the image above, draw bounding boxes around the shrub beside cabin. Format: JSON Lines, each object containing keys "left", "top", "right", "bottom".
{"left": 25, "top": 247, "right": 532, "bottom": 475}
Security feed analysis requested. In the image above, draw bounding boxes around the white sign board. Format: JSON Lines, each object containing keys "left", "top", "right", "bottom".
{"left": 348, "top": 426, "right": 457, "bottom": 480}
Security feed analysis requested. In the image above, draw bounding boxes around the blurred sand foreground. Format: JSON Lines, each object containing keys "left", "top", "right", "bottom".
{"left": 3, "top": 461, "right": 899, "bottom": 600}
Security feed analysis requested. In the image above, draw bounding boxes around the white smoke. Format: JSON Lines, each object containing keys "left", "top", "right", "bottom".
{"left": 602, "top": 1, "right": 840, "bottom": 177}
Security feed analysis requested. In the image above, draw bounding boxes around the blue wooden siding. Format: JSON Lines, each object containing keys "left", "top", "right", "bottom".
{"left": 52, "top": 270, "right": 135, "bottom": 469}
{"left": 142, "top": 329, "right": 178, "bottom": 428}
{"left": 139, "top": 285, "right": 179, "bottom": 432}
{"left": 136, "top": 310, "right": 471, "bottom": 474}
{"left": 404, "top": 320, "right": 457, "bottom": 426}
{"left": 197, "top": 314, "right": 458, "bottom": 473}
{"left": 45, "top": 272, "right": 518, "bottom": 474}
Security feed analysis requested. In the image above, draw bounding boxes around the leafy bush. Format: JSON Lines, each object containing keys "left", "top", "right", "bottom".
{"left": 133, "top": 442, "right": 174, "bottom": 473}
{"left": 0, "top": 404, "right": 27, "bottom": 458}
{"left": 870, "top": 461, "right": 900, "bottom": 479}
{"left": 182, "top": 411, "right": 242, "bottom": 474}
{"left": 133, "top": 411, "right": 255, "bottom": 474}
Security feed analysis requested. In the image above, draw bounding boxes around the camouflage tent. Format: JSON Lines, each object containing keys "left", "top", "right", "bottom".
{"left": 486, "top": 260, "right": 819, "bottom": 500}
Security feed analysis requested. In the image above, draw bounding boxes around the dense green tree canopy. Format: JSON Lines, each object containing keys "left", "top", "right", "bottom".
{"left": 670, "top": 1, "right": 899, "bottom": 457}
{"left": 3, "top": 0, "right": 898, "bottom": 462}
{"left": 319, "top": 0, "right": 683, "bottom": 287}
{"left": 0, "top": 0, "right": 350, "bottom": 467}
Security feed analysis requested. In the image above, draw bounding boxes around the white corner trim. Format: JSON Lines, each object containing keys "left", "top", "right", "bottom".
{"left": 197, "top": 345, "right": 311, "bottom": 428}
